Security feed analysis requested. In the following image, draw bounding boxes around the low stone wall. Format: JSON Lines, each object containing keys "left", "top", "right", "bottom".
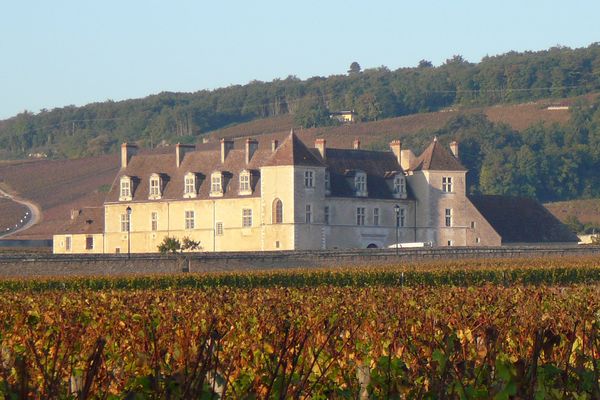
{"left": 0, "top": 246, "right": 599, "bottom": 277}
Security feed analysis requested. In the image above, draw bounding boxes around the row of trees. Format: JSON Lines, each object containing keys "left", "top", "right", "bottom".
{"left": 1, "top": 44, "right": 600, "bottom": 158}
{"left": 393, "top": 97, "right": 600, "bottom": 203}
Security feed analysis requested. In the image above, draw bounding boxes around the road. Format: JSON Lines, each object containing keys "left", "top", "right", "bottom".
{"left": 0, "top": 187, "right": 41, "bottom": 239}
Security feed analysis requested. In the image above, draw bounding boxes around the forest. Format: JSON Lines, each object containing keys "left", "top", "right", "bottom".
{"left": 1, "top": 43, "right": 600, "bottom": 159}
{"left": 390, "top": 97, "right": 600, "bottom": 203}
{"left": 1, "top": 43, "right": 600, "bottom": 203}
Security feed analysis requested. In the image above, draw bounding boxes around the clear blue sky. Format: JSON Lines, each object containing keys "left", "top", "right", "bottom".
{"left": 1, "top": 0, "right": 599, "bottom": 120}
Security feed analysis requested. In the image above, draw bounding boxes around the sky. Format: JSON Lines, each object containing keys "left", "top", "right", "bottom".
{"left": 1, "top": 0, "right": 599, "bottom": 120}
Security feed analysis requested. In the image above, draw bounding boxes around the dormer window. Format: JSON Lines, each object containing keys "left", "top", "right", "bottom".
{"left": 183, "top": 172, "right": 197, "bottom": 198}
{"left": 119, "top": 176, "right": 132, "bottom": 201}
{"left": 239, "top": 170, "right": 252, "bottom": 195}
{"left": 393, "top": 175, "right": 407, "bottom": 199}
{"left": 354, "top": 171, "right": 367, "bottom": 197}
{"left": 210, "top": 172, "right": 223, "bottom": 197}
{"left": 325, "top": 171, "right": 331, "bottom": 195}
{"left": 149, "top": 173, "right": 162, "bottom": 200}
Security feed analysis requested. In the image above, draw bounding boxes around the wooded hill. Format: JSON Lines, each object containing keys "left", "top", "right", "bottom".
{"left": 1, "top": 43, "right": 600, "bottom": 159}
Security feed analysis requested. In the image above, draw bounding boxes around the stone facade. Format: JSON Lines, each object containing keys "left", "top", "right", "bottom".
{"left": 53, "top": 132, "right": 502, "bottom": 254}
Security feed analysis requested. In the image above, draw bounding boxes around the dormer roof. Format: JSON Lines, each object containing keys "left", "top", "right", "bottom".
{"left": 412, "top": 139, "right": 466, "bottom": 171}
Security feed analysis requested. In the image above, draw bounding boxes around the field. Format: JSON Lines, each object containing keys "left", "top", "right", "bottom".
{"left": 545, "top": 199, "right": 600, "bottom": 227}
{"left": 1, "top": 256, "right": 600, "bottom": 398}
{"left": 0, "top": 198, "right": 28, "bottom": 235}
{"left": 0, "top": 155, "right": 118, "bottom": 239}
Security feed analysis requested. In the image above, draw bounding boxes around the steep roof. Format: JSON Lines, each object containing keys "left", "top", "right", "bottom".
{"left": 469, "top": 195, "right": 579, "bottom": 243}
{"left": 412, "top": 139, "right": 466, "bottom": 171}
{"left": 322, "top": 148, "right": 412, "bottom": 199}
{"left": 58, "top": 207, "right": 104, "bottom": 235}
{"left": 105, "top": 145, "right": 274, "bottom": 202}
{"left": 264, "top": 131, "right": 325, "bottom": 167}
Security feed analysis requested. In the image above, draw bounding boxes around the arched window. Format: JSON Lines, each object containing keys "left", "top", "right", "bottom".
{"left": 149, "top": 173, "right": 162, "bottom": 199}
{"left": 272, "top": 198, "right": 283, "bottom": 224}
{"left": 239, "top": 170, "right": 252, "bottom": 195}
{"left": 119, "top": 176, "right": 132, "bottom": 201}
{"left": 183, "top": 172, "right": 197, "bottom": 198}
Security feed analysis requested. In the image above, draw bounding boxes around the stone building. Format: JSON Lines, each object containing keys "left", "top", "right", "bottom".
{"left": 53, "top": 131, "right": 505, "bottom": 254}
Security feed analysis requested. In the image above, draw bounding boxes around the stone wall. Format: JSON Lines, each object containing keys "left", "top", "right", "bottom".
{"left": 0, "top": 246, "right": 599, "bottom": 277}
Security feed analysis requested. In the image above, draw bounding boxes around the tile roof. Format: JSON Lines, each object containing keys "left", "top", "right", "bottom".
{"left": 321, "top": 148, "right": 412, "bottom": 199}
{"left": 58, "top": 207, "right": 104, "bottom": 234}
{"left": 106, "top": 146, "right": 271, "bottom": 202}
{"left": 412, "top": 139, "right": 466, "bottom": 171}
{"left": 469, "top": 195, "right": 579, "bottom": 243}
{"left": 264, "top": 130, "right": 325, "bottom": 167}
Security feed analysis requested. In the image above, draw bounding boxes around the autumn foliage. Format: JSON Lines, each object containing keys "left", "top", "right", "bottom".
{"left": 0, "top": 258, "right": 600, "bottom": 398}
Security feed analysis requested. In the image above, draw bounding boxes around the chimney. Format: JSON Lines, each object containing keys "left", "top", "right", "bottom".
{"left": 271, "top": 139, "right": 279, "bottom": 153}
{"left": 353, "top": 138, "right": 361, "bottom": 150}
{"left": 450, "top": 140, "right": 459, "bottom": 158}
{"left": 220, "top": 138, "right": 234, "bottom": 163}
{"left": 176, "top": 143, "right": 196, "bottom": 168}
{"left": 70, "top": 209, "right": 81, "bottom": 220}
{"left": 400, "top": 149, "right": 415, "bottom": 171}
{"left": 121, "top": 143, "right": 138, "bottom": 169}
{"left": 245, "top": 138, "right": 258, "bottom": 165}
{"left": 315, "top": 138, "right": 326, "bottom": 160}
{"left": 389, "top": 140, "right": 401, "bottom": 165}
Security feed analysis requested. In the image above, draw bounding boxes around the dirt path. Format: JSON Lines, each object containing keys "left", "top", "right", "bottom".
{"left": 0, "top": 187, "right": 41, "bottom": 239}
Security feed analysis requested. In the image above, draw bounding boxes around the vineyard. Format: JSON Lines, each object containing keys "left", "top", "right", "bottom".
{"left": 1, "top": 257, "right": 600, "bottom": 398}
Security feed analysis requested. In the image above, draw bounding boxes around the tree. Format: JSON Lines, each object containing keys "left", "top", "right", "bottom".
{"left": 157, "top": 236, "right": 201, "bottom": 254}
{"left": 348, "top": 62, "right": 361, "bottom": 75}
{"left": 418, "top": 59, "right": 433, "bottom": 68}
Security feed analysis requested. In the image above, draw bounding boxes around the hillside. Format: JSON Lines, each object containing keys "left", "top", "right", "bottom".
{"left": 0, "top": 155, "right": 119, "bottom": 239}
{"left": 545, "top": 199, "right": 600, "bottom": 227}
{"left": 207, "top": 97, "right": 577, "bottom": 148}
{"left": 0, "top": 95, "right": 594, "bottom": 241}
{"left": 2, "top": 43, "right": 600, "bottom": 159}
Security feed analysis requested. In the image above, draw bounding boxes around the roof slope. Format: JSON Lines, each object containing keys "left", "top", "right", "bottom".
{"left": 469, "top": 195, "right": 579, "bottom": 243}
{"left": 264, "top": 131, "right": 325, "bottom": 167}
{"left": 412, "top": 139, "right": 466, "bottom": 171}
{"left": 58, "top": 207, "right": 104, "bottom": 235}
{"left": 322, "top": 148, "right": 411, "bottom": 199}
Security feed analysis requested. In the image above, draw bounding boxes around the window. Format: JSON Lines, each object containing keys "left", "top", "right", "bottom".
{"left": 373, "top": 208, "right": 380, "bottom": 226}
{"left": 149, "top": 174, "right": 161, "bottom": 199}
{"left": 65, "top": 236, "right": 72, "bottom": 251}
{"left": 239, "top": 171, "right": 251, "bottom": 194}
{"left": 304, "top": 170, "right": 314, "bottom": 188}
{"left": 305, "top": 204, "right": 312, "bottom": 223}
{"left": 215, "top": 222, "right": 223, "bottom": 236}
{"left": 184, "top": 173, "right": 196, "bottom": 198}
{"left": 442, "top": 176, "right": 453, "bottom": 193}
{"left": 151, "top": 212, "right": 158, "bottom": 231}
{"left": 398, "top": 208, "right": 406, "bottom": 227}
{"left": 185, "top": 210, "right": 195, "bottom": 230}
{"left": 354, "top": 172, "right": 367, "bottom": 196}
{"left": 356, "top": 207, "right": 365, "bottom": 226}
{"left": 242, "top": 209, "right": 252, "bottom": 228}
{"left": 394, "top": 176, "right": 406, "bottom": 196}
{"left": 470, "top": 221, "right": 476, "bottom": 229}
{"left": 119, "top": 176, "right": 131, "bottom": 200}
{"left": 324, "top": 206, "right": 330, "bottom": 225}
{"left": 325, "top": 172, "right": 331, "bottom": 193}
{"left": 445, "top": 208, "right": 452, "bottom": 227}
{"left": 210, "top": 172, "right": 223, "bottom": 196}
{"left": 120, "top": 213, "right": 130, "bottom": 232}
{"left": 447, "top": 240, "right": 453, "bottom": 246}
{"left": 273, "top": 199, "right": 283, "bottom": 224}
{"left": 85, "top": 235, "right": 93, "bottom": 250}
{"left": 476, "top": 237, "right": 481, "bottom": 244}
